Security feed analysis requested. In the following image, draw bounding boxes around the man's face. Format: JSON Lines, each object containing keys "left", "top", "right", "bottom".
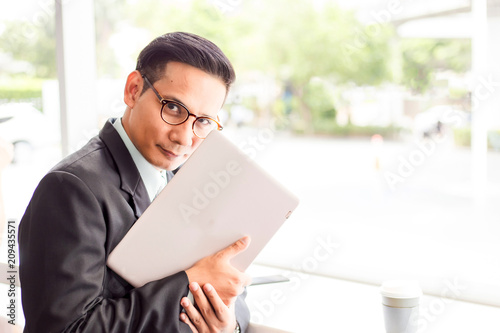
{"left": 122, "top": 62, "right": 227, "bottom": 171}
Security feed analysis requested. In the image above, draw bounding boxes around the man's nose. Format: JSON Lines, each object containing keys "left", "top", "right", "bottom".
{"left": 169, "top": 119, "right": 195, "bottom": 147}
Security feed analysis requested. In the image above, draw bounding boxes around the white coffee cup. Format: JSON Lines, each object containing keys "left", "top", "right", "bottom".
{"left": 380, "top": 280, "right": 422, "bottom": 333}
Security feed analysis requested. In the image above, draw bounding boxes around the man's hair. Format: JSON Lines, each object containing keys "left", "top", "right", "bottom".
{"left": 136, "top": 32, "right": 235, "bottom": 94}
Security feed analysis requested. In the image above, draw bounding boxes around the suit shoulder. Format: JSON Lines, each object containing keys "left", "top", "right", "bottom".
{"left": 51, "top": 136, "right": 113, "bottom": 177}
{"left": 33, "top": 135, "right": 124, "bottom": 207}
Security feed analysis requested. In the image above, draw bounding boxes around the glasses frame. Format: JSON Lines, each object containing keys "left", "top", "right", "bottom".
{"left": 142, "top": 75, "right": 223, "bottom": 139}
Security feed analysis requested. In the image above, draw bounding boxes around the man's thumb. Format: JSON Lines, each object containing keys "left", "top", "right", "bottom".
{"left": 222, "top": 236, "right": 251, "bottom": 259}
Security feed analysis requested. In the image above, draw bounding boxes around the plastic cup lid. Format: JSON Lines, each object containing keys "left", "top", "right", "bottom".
{"left": 380, "top": 280, "right": 422, "bottom": 299}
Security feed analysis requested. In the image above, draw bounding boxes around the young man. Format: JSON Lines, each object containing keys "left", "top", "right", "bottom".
{"left": 19, "top": 32, "right": 250, "bottom": 333}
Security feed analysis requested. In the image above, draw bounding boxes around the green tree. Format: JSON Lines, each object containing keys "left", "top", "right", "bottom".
{"left": 400, "top": 38, "right": 471, "bottom": 93}
{"left": 0, "top": 0, "right": 130, "bottom": 79}
{"left": 125, "top": 0, "right": 253, "bottom": 69}
{"left": 240, "top": 0, "right": 394, "bottom": 133}
{"left": 5, "top": 0, "right": 471, "bottom": 134}
{"left": 94, "top": 0, "right": 128, "bottom": 78}
{"left": 0, "top": 18, "right": 57, "bottom": 78}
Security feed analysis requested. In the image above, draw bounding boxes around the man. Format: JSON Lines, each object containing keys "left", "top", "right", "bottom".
{"left": 19, "top": 32, "right": 250, "bottom": 333}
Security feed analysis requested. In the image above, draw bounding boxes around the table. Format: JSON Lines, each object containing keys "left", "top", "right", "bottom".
{"left": 245, "top": 264, "right": 500, "bottom": 332}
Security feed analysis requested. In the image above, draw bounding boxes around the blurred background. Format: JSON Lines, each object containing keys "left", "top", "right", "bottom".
{"left": 1, "top": 0, "right": 499, "bottom": 331}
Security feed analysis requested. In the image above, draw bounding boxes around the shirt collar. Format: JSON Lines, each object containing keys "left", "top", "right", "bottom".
{"left": 113, "top": 118, "right": 167, "bottom": 202}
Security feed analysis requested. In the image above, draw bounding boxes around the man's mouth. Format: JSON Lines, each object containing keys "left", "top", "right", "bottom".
{"left": 158, "top": 146, "right": 183, "bottom": 158}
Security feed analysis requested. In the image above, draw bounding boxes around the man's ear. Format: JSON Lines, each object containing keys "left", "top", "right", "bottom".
{"left": 124, "top": 70, "right": 143, "bottom": 108}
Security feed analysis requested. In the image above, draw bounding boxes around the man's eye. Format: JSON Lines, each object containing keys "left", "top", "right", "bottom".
{"left": 163, "top": 102, "right": 186, "bottom": 117}
{"left": 166, "top": 103, "right": 180, "bottom": 112}
{"left": 197, "top": 118, "right": 214, "bottom": 127}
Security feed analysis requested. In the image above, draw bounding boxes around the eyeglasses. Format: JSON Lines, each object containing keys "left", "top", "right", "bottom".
{"left": 142, "top": 75, "right": 223, "bottom": 139}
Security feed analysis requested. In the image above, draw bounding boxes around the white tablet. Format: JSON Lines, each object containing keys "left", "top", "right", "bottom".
{"left": 107, "top": 130, "right": 299, "bottom": 287}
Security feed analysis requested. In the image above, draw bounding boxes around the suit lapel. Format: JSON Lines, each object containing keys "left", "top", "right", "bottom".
{"left": 166, "top": 170, "right": 175, "bottom": 182}
{"left": 99, "top": 119, "right": 150, "bottom": 219}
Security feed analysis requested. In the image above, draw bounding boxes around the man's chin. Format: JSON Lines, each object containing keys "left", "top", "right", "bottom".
{"left": 162, "top": 159, "right": 188, "bottom": 172}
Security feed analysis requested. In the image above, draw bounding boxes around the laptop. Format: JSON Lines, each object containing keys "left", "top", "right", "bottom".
{"left": 107, "top": 130, "right": 299, "bottom": 287}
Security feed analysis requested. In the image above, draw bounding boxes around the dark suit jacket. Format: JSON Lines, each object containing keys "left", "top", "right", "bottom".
{"left": 19, "top": 119, "right": 249, "bottom": 332}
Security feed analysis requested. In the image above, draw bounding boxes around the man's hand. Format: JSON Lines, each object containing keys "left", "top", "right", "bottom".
{"left": 180, "top": 282, "right": 237, "bottom": 333}
{"left": 185, "top": 236, "right": 252, "bottom": 306}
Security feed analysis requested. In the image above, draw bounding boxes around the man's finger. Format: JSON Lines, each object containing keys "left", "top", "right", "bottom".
{"left": 217, "top": 236, "right": 251, "bottom": 260}
{"left": 189, "top": 282, "right": 214, "bottom": 320}
{"left": 180, "top": 296, "right": 207, "bottom": 331}
{"left": 180, "top": 312, "right": 198, "bottom": 333}
{"left": 202, "top": 283, "right": 228, "bottom": 321}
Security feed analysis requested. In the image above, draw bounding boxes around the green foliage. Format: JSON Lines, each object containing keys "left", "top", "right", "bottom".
{"left": 0, "top": 0, "right": 474, "bottom": 137}
{"left": 0, "top": 77, "right": 43, "bottom": 94}
{"left": 303, "top": 79, "right": 337, "bottom": 122}
{"left": 0, "top": 18, "right": 57, "bottom": 78}
{"left": 126, "top": 0, "right": 247, "bottom": 65}
{"left": 94, "top": 0, "right": 128, "bottom": 78}
{"left": 400, "top": 38, "right": 471, "bottom": 93}
{"left": 0, "top": 88, "right": 42, "bottom": 100}
{"left": 0, "top": 77, "right": 43, "bottom": 110}
{"left": 340, "top": 23, "right": 396, "bottom": 86}
{"left": 233, "top": 0, "right": 394, "bottom": 133}
{"left": 448, "top": 87, "right": 469, "bottom": 99}
{"left": 452, "top": 128, "right": 470, "bottom": 146}
{"left": 124, "top": 0, "right": 394, "bottom": 85}
{"left": 246, "top": 0, "right": 394, "bottom": 86}
{"left": 120, "top": 0, "right": 396, "bottom": 134}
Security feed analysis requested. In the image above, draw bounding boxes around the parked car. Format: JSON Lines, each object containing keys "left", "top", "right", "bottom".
{"left": 0, "top": 103, "right": 59, "bottom": 163}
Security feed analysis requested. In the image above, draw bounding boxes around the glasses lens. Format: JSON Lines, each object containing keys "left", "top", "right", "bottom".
{"left": 161, "top": 101, "right": 188, "bottom": 125}
{"left": 194, "top": 117, "right": 218, "bottom": 138}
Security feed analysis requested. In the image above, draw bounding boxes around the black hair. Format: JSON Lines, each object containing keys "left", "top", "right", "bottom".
{"left": 136, "top": 32, "right": 235, "bottom": 94}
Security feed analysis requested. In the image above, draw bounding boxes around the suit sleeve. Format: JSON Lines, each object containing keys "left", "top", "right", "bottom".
{"left": 236, "top": 288, "right": 251, "bottom": 332}
{"left": 19, "top": 171, "right": 194, "bottom": 333}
